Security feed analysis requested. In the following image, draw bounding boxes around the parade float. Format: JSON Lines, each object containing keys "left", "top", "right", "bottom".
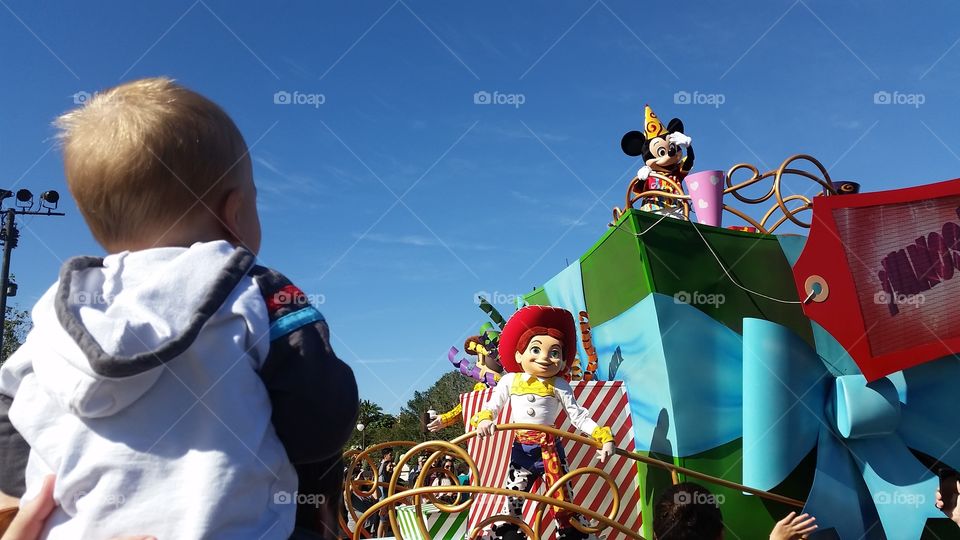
{"left": 343, "top": 105, "right": 960, "bottom": 539}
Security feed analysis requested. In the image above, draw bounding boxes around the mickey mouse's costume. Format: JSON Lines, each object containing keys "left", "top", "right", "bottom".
{"left": 621, "top": 104, "right": 694, "bottom": 214}
{"left": 471, "top": 306, "right": 615, "bottom": 540}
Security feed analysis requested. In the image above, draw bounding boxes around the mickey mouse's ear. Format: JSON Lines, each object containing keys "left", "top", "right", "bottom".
{"left": 621, "top": 131, "right": 646, "bottom": 156}
{"left": 666, "top": 118, "right": 685, "bottom": 134}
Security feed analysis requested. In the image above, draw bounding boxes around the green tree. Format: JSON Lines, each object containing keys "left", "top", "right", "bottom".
{"left": 395, "top": 371, "right": 477, "bottom": 444}
{"left": 346, "top": 399, "right": 393, "bottom": 449}
{"left": 358, "top": 399, "right": 389, "bottom": 428}
{"left": 1, "top": 305, "right": 30, "bottom": 366}
{"left": 346, "top": 371, "right": 479, "bottom": 452}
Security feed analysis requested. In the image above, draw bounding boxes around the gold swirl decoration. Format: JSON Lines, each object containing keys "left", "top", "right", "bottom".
{"left": 612, "top": 172, "right": 691, "bottom": 224}
{"left": 613, "top": 154, "right": 838, "bottom": 233}
{"left": 341, "top": 424, "right": 805, "bottom": 540}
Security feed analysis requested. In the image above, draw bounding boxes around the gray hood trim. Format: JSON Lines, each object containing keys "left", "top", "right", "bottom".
{"left": 54, "top": 247, "right": 256, "bottom": 378}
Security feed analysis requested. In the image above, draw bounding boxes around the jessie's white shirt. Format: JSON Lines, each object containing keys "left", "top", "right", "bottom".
{"left": 479, "top": 372, "right": 599, "bottom": 436}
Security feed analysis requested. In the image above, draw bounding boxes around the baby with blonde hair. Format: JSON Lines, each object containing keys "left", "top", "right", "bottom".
{"left": 0, "top": 78, "right": 357, "bottom": 539}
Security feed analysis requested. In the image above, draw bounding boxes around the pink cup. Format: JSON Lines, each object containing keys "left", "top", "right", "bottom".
{"left": 684, "top": 170, "right": 726, "bottom": 227}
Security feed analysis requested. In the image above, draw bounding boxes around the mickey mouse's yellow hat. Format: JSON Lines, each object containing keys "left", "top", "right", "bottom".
{"left": 644, "top": 104, "right": 667, "bottom": 139}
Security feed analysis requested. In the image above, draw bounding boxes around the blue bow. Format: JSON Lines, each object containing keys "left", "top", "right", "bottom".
{"left": 742, "top": 318, "right": 960, "bottom": 539}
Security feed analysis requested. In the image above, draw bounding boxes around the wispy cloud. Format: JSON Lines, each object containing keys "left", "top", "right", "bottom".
{"left": 831, "top": 117, "right": 863, "bottom": 131}
{"left": 255, "top": 155, "right": 283, "bottom": 176}
{"left": 354, "top": 357, "right": 412, "bottom": 365}
{"left": 510, "top": 190, "right": 538, "bottom": 204}
{"left": 476, "top": 123, "right": 571, "bottom": 143}
{"left": 554, "top": 216, "right": 589, "bottom": 228}
{"left": 358, "top": 232, "right": 496, "bottom": 251}
{"left": 362, "top": 233, "right": 440, "bottom": 247}
{"left": 321, "top": 163, "right": 367, "bottom": 186}
{"left": 254, "top": 155, "right": 324, "bottom": 189}
{"left": 280, "top": 55, "right": 316, "bottom": 79}
{"left": 253, "top": 155, "right": 327, "bottom": 210}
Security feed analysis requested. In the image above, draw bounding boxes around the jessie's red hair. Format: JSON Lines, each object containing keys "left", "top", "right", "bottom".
{"left": 498, "top": 305, "right": 577, "bottom": 374}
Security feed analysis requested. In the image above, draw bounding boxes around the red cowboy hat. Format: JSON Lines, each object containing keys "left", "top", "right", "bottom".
{"left": 498, "top": 305, "right": 577, "bottom": 374}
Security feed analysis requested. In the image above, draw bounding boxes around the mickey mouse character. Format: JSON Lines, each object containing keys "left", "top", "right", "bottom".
{"left": 620, "top": 105, "right": 694, "bottom": 210}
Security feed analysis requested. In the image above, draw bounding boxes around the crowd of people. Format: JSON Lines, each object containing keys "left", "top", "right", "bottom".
{"left": 345, "top": 449, "right": 472, "bottom": 538}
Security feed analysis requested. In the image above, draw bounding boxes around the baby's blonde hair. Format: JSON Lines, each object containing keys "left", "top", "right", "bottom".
{"left": 55, "top": 77, "right": 249, "bottom": 249}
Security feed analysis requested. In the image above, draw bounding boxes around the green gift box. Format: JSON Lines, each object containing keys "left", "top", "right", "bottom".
{"left": 395, "top": 502, "right": 468, "bottom": 540}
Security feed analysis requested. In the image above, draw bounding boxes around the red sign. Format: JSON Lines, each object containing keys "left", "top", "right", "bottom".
{"left": 793, "top": 178, "right": 960, "bottom": 382}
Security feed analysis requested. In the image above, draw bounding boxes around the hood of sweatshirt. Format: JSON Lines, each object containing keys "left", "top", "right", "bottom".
{"left": 30, "top": 241, "right": 256, "bottom": 419}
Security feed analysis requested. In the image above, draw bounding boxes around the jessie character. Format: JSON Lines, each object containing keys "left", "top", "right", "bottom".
{"left": 471, "top": 305, "right": 615, "bottom": 540}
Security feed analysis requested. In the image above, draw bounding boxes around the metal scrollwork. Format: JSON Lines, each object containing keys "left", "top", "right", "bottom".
{"left": 342, "top": 424, "right": 804, "bottom": 540}
{"left": 613, "top": 154, "right": 838, "bottom": 233}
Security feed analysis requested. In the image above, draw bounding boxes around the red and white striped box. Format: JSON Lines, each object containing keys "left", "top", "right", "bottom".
{"left": 460, "top": 380, "right": 642, "bottom": 540}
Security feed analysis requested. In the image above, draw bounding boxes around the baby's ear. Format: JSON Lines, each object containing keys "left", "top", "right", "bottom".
{"left": 621, "top": 130, "right": 647, "bottom": 156}
{"left": 219, "top": 187, "right": 244, "bottom": 238}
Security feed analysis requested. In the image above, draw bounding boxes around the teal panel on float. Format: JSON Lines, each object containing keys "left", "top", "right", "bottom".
{"left": 776, "top": 234, "right": 807, "bottom": 267}
{"left": 540, "top": 259, "right": 589, "bottom": 367}
{"left": 591, "top": 293, "right": 743, "bottom": 456}
{"left": 741, "top": 318, "right": 827, "bottom": 491}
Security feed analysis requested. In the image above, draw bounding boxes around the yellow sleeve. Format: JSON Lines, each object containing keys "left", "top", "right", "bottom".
{"left": 470, "top": 409, "right": 494, "bottom": 427}
{"left": 470, "top": 373, "right": 511, "bottom": 427}
{"left": 591, "top": 426, "right": 614, "bottom": 444}
{"left": 437, "top": 403, "right": 463, "bottom": 427}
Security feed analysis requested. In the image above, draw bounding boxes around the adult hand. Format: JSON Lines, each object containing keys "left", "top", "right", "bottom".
{"left": 595, "top": 441, "right": 615, "bottom": 464}
{"left": 1, "top": 476, "right": 55, "bottom": 540}
{"left": 0, "top": 476, "right": 156, "bottom": 540}
{"left": 769, "top": 511, "right": 817, "bottom": 540}
{"left": 935, "top": 480, "right": 960, "bottom": 525}
{"left": 427, "top": 417, "right": 444, "bottom": 432}
{"left": 476, "top": 419, "right": 496, "bottom": 437}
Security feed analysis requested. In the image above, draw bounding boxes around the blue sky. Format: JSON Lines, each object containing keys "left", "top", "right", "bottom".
{"left": 2, "top": 0, "right": 960, "bottom": 413}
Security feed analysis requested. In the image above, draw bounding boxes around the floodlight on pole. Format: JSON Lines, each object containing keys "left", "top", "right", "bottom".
{"left": 0, "top": 186, "right": 66, "bottom": 356}
{"left": 14, "top": 190, "right": 32, "bottom": 210}
{"left": 40, "top": 190, "right": 60, "bottom": 209}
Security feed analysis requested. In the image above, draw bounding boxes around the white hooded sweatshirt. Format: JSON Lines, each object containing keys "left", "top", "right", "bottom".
{"left": 0, "top": 241, "right": 297, "bottom": 539}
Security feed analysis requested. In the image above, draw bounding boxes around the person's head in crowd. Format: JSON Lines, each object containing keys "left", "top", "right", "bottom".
{"left": 653, "top": 482, "right": 723, "bottom": 540}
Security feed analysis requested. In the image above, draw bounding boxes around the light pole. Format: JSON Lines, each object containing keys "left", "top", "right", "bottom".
{"left": 356, "top": 422, "right": 365, "bottom": 448}
{"left": 0, "top": 189, "right": 64, "bottom": 354}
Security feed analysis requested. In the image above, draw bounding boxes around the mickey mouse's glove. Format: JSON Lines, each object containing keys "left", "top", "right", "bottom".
{"left": 637, "top": 166, "right": 652, "bottom": 181}
{"left": 667, "top": 132, "right": 692, "bottom": 148}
